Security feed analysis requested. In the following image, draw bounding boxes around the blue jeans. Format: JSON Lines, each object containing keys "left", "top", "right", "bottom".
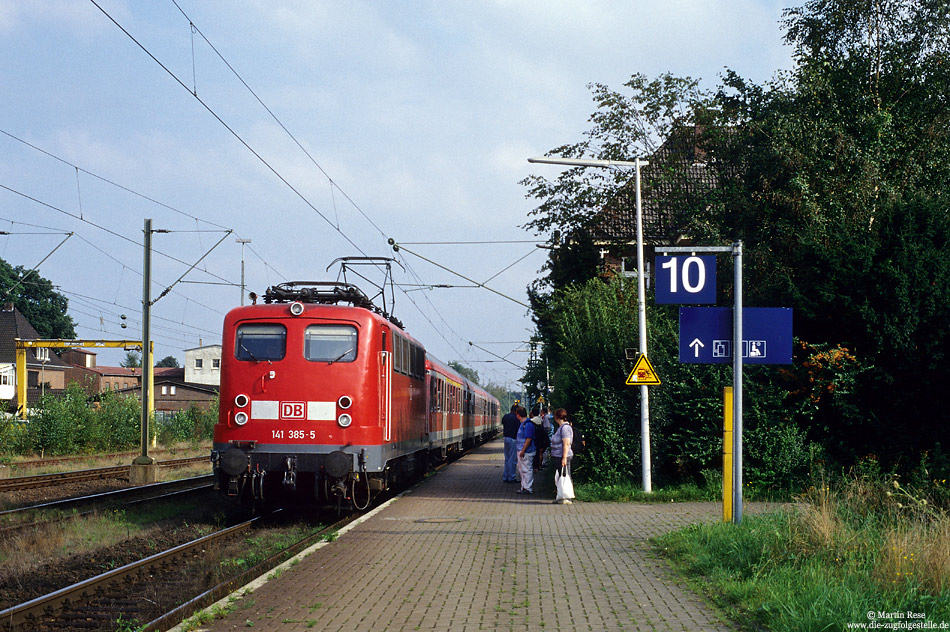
{"left": 503, "top": 437, "right": 518, "bottom": 481}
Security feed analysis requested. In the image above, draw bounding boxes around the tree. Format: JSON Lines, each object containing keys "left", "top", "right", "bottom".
{"left": 121, "top": 351, "right": 142, "bottom": 368}
{"left": 522, "top": 0, "right": 950, "bottom": 473}
{"left": 702, "top": 0, "right": 950, "bottom": 463}
{"left": 448, "top": 361, "right": 479, "bottom": 386}
{"left": 155, "top": 355, "right": 180, "bottom": 368}
{"left": 0, "top": 256, "right": 76, "bottom": 339}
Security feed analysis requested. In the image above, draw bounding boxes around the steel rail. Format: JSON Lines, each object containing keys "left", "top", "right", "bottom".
{"left": 10, "top": 448, "right": 210, "bottom": 469}
{"left": 0, "top": 516, "right": 260, "bottom": 630}
{"left": 0, "top": 475, "right": 214, "bottom": 540}
{"left": 143, "top": 511, "right": 360, "bottom": 632}
{"left": 0, "top": 456, "right": 208, "bottom": 492}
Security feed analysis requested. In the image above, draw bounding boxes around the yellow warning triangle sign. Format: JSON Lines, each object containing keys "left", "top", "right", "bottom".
{"left": 626, "top": 354, "right": 661, "bottom": 386}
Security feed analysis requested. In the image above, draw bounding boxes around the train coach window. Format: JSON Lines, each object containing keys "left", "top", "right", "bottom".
{"left": 305, "top": 325, "right": 358, "bottom": 363}
{"left": 235, "top": 323, "right": 286, "bottom": 361}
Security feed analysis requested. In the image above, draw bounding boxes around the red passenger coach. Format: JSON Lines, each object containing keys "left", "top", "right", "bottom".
{"left": 212, "top": 282, "right": 500, "bottom": 510}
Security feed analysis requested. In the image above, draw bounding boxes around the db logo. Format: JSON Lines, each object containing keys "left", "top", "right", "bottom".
{"left": 280, "top": 402, "right": 306, "bottom": 420}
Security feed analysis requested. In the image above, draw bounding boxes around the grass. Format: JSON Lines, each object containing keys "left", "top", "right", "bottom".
{"left": 577, "top": 480, "right": 718, "bottom": 503}
{"left": 0, "top": 497, "right": 217, "bottom": 572}
{"left": 654, "top": 473, "right": 950, "bottom": 631}
{"left": 1, "top": 443, "right": 211, "bottom": 477}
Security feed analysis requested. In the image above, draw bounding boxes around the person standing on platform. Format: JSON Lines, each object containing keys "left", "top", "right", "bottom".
{"left": 501, "top": 404, "right": 520, "bottom": 483}
{"left": 529, "top": 406, "right": 549, "bottom": 471}
{"left": 540, "top": 406, "right": 554, "bottom": 466}
{"left": 550, "top": 408, "right": 575, "bottom": 504}
{"left": 515, "top": 406, "right": 535, "bottom": 494}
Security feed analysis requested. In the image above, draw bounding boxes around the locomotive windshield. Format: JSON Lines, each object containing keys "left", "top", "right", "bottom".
{"left": 305, "top": 325, "right": 358, "bottom": 363}
{"left": 235, "top": 323, "right": 287, "bottom": 361}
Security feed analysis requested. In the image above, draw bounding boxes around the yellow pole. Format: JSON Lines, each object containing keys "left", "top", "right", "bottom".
{"left": 148, "top": 341, "right": 156, "bottom": 447}
{"left": 723, "top": 386, "right": 733, "bottom": 522}
{"left": 15, "top": 345, "right": 27, "bottom": 419}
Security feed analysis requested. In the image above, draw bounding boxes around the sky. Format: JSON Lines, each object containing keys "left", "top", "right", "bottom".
{"left": 0, "top": 0, "right": 794, "bottom": 389}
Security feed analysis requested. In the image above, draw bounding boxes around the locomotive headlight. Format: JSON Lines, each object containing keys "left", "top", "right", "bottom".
{"left": 338, "top": 395, "right": 353, "bottom": 409}
{"left": 234, "top": 411, "right": 249, "bottom": 426}
{"left": 234, "top": 393, "right": 249, "bottom": 408}
{"left": 337, "top": 413, "right": 353, "bottom": 428}
{"left": 289, "top": 301, "right": 305, "bottom": 316}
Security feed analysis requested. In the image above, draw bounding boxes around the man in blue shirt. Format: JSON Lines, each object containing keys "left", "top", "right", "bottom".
{"left": 514, "top": 406, "right": 535, "bottom": 494}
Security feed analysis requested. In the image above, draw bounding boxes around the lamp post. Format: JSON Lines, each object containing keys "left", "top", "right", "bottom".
{"left": 527, "top": 155, "right": 653, "bottom": 492}
{"left": 236, "top": 238, "right": 251, "bottom": 305}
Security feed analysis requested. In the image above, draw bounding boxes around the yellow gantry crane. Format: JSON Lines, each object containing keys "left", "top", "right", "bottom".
{"left": 14, "top": 339, "right": 153, "bottom": 420}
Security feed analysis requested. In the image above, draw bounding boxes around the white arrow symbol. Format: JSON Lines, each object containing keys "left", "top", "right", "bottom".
{"left": 689, "top": 338, "right": 705, "bottom": 357}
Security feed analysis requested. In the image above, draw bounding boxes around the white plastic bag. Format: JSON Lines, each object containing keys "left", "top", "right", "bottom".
{"left": 555, "top": 466, "right": 575, "bottom": 500}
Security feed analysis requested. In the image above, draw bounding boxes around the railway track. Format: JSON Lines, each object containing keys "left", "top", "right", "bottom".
{"left": 0, "top": 456, "right": 209, "bottom": 493}
{"left": 0, "top": 475, "right": 215, "bottom": 541}
{"left": 0, "top": 510, "right": 356, "bottom": 632}
{"left": 8, "top": 449, "right": 210, "bottom": 470}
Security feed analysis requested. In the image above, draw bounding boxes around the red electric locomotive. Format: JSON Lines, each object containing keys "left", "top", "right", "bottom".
{"left": 212, "top": 280, "right": 500, "bottom": 510}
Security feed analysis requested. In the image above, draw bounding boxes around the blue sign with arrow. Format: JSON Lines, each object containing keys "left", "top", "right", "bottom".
{"left": 679, "top": 307, "right": 793, "bottom": 364}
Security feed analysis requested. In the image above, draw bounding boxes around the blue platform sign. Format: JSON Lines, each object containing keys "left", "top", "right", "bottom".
{"left": 679, "top": 307, "right": 793, "bottom": 364}
{"left": 655, "top": 255, "right": 717, "bottom": 304}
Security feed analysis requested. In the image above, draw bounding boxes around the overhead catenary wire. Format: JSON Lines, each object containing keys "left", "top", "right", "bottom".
{"left": 0, "top": 232, "right": 73, "bottom": 301}
{"left": 77, "top": 2, "right": 528, "bottom": 382}
{"left": 0, "top": 129, "right": 231, "bottom": 232}
{"left": 88, "top": 0, "right": 374, "bottom": 262}
{"left": 1, "top": 129, "right": 287, "bottom": 290}
{"left": 169, "top": 0, "right": 389, "bottom": 242}
{"left": 391, "top": 241, "right": 531, "bottom": 309}
{"left": 0, "top": 182, "right": 236, "bottom": 289}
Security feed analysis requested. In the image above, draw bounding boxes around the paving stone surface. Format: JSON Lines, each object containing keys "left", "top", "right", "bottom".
{"left": 191, "top": 439, "right": 759, "bottom": 631}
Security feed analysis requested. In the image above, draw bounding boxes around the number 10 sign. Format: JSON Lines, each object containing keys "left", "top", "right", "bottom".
{"left": 655, "top": 255, "right": 716, "bottom": 304}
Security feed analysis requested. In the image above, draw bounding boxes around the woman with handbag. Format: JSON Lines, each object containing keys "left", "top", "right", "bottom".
{"left": 550, "top": 408, "right": 575, "bottom": 504}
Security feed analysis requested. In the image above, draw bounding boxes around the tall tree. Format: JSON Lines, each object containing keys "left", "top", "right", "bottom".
{"left": 523, "top": 0, "right": 950, "bottom": 470}
{"left": 0, "top": 257, "right": 76, "bottom": 339}
{"left": 448, "top": 361, "right": 479, "bottom": 386}
{"left": 703, "top": 0, "right": 950, "bottom": 462}
{"left": 155, "top": 355, "right": 180, "bottom": 368}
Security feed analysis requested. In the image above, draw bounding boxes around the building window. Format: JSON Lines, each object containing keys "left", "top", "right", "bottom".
{"left": 161, "top": 385, "right": 168, "bottom": 395}
{"left": 212, "top": 358, "right": 220, "bottom": 369}
{"left": 170, "top": 385, "right": 176, "bottom": 396}
{"left": 195, "top": 358, "right": 203, "bottom": 369}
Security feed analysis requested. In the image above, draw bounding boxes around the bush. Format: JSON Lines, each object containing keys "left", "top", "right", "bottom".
{"left": 0, "top": 418, "right": 30, "bottom": 456}
{"left": 156, "top": 399, "right": 217, "bottom": 446}
{"left": 7, "top": 386, "right": 217, "bottom": 457}
{"left": 28, "top": 384, "right": 90, "bottom": 455}
{"left": 572, "top": 375, "right": 637, "bottom": 485}
{"left": 93, "top": 389, "right": 141, "bottom": 451}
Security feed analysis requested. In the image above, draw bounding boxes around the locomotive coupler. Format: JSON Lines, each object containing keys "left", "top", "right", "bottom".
{"left": 282, "top": 456, "right": 297, "bottom": 492}
{"left": 330, "top": 480, "right": 346, "bottom": 498}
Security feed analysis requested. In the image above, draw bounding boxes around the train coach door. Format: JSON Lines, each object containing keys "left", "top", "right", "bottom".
{"left": 380, "top": 328, "right": 392, "bottom": 441}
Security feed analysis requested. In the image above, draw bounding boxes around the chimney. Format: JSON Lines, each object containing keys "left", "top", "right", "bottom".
{"left": 3, "top": 302, "right": 13, "bottom": 312}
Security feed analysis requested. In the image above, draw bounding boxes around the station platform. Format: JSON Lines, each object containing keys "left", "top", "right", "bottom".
{"left": 186, "top": 439, "right": 754, "bottom": 631}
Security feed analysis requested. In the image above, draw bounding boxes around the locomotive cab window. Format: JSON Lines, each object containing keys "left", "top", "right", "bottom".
{"left": 235, "top": 323, "right": 287, "bottom": 361}
{"left": 305, "top": 325, "right": 358, "bottom": 363}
